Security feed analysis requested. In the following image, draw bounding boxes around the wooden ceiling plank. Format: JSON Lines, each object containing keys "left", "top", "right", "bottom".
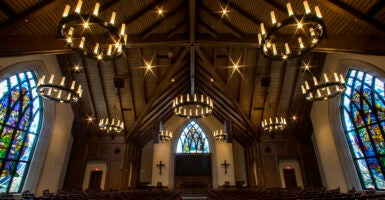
{"left": 112, "top": 60, "right": 126, "bottom": 132}
{"left": 0, "top": 1, "right": 16, "bottom": 17}
{"left": 238, "top": 48, "right": 247, "bottom": 103}
{"left": 96, "top": 61, "right": 111, "bottom": 119}
{"left": 257, "top": 59, "right": 272, "bottom": 135}
{"left": 248, "top": 50, "right": 260, "bottom": 119}
{"left": 141, "top": 4, "right": 186, "bottom": 39}
{"left": 319, "top": 0, "right": 385, "bottom": 37}
{"left": 218, "top": 0, "right": 262, "bottom": 26}
{"left": 275, "top": 60, "right": 288, "bottom": 115}
{"left": 167, "top": 18, "right": 187, "bottom": 37}
{"left": 100, "top": 0, "right": 122, "bottom": 12}
{"left": 0, "top": 0, "right": 62, "bottom": 37}
{"left": 365, "top": 0, "right": 385, "bottom": 17}
{"left": 122, "top": 0, "right": 165, "bottom": 25}
{"left": 287, "top": 58, "right": 304, "bottom": 119}
{"left": 189, "top": 0, "right": 196, "bottom": 43}
{"left": 197, "top": 18, "right": 218, "bottom": 38}
{"left": 126, "top": 47, "right": 189, "bottom": 140}
{"left": 199, "top": 2, "right": 244, "bottom": 39}
{"left": 124, "top": 48, "right": 137, "bottom": 120}
{"left": 137, "top": 48, "right": 148, "bottom": 104}
{"left": 80, "top": 56, "right": 98, "bottom": 119}
{"left": 196, "top": 47, "right": 259, "bottom": 139}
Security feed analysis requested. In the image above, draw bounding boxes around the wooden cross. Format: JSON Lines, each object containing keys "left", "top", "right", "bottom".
{"left": 221, "top": 160, "right": 230, "bottom": 174}
{"left": 156, "top": 160, "right": 165, "bottom": 175}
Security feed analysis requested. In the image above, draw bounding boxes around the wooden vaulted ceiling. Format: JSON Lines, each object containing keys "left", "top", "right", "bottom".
{"left": 0, "top": 0, "right": 385, "bottom": 147}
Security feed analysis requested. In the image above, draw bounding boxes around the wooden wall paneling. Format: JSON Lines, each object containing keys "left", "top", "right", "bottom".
{"left": 63, "top": 161, "right": 85, "bottom": 191}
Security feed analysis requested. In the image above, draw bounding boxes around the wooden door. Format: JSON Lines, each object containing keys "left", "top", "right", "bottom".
{"left": 283, "top": 169, "right": 297, "bottom": 188}
{"left": 88, "top": 170, "right": 103, "bottom": 190}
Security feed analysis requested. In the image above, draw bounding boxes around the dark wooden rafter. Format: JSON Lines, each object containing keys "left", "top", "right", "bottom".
{"left": 122, "top": 0, "right": 165, "bottom": 25}
{"left": 80, "top": 56, "right": 98, "bottom": 119}
{"left": 112, "top": 60, "right": 126, "bottom": 131}
{"left": 257, "top": 59, "right": 272, "bottom": 134}
{"left": 262, "top": 0, "right": 287, "bottom": 15}
{"left": 248, "top": 50, "right": 260, "bottom": 118}
{"left": 96, "top": 61, "right": 111, "bottom": 119}
{"left": 196, "top": 47, "right": 259, "bottom": 139}
{"left": 197, "top": 18, "right": 218, "bottom": 38}
{"left": 318, "top": 0, "right": 385, "bottom": 37}
{"left": 287, "top": 58, "right": 304, "bottom": 117}
{"left": 365, "top": 1, "right": 385, "bottom": 17}
{"left": 238, "top": 48, "right": 247, "bottom": 103}
{"left": 218, "top": 0, "right": 262, "bottom": 26}
{"left": 189, "top": 0, "right": 196, "bottom": 43}
{"left": 126, "top": 47, "right": 189, "bottom": 140}
{"left": 0, "top": 0, "right": 61, "bottom": 37}
{"left": 138, "top": 48, "right": 148, "bottom": 104}
{"left": 0, "top": 1, "right": 16, "bottom": 17}
{"left": 199, "top": 1, "right": 244, "bottom": 38}
{"left": 167, "top": 18, "right": 187, "bottom": 37}
{"left": 124, "top": 48, "right": 137, "bottom": 120}
{"left": 275, "top": 60, "right": 288, "bottom": 115}
{"left": 141, "top": 3, "right": 186, "bottom": 39}
{"left": 100, "top": 0, "right": 122, "bottom": 12}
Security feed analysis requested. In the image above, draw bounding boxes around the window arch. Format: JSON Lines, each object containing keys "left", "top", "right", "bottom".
{"left": 341, "top": 69, "right": 385, "bottom": 190}
{"left": 0, "top": 71, "right": 43, "bottom": 193}
{"left": 176, "top": 121, "right": 210, "bottom": 153}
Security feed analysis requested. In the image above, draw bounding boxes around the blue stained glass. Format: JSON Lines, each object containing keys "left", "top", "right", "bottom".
{"left": 342, "top": 69, "right": 385, "bottom": 190}
{"left": 176, "top": 121, "right": 210, "bottom": 153}
{"left": 347, "top": 77, "right": 354, "bottom": 87}
{"left": 0, "top": 71, "right": 42, "bottom": 192}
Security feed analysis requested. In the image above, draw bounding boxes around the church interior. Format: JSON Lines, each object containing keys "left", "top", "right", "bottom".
{"left": 1, "top": 0, "right": 385, "bottom": 199}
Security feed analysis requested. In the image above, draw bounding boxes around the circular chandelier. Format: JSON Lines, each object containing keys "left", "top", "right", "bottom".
{"left": 37, "top": 74, "right": 82, "bottom": 103}
{"left": 258, "top": 1, "right": 326, "bottom": 60}
{"left": 98, "top": 118, "right": 124, "bottom": 134}
{"left": 58, "top": 0, "right": 127, "bottom": 61}
{"left": 172, "top": 93, "right": 213, "bottom": 118}
{"left": 213, "top": 129, "right": 227, "bottom": 142}
{"left": 301, "top": 73, "right": 346, "bottom": 101}
{"left": 159, "top": 130, "right": 173, "bottom": 142}
{"left": 261, "top": 117, "right": 287, "bottom": 132}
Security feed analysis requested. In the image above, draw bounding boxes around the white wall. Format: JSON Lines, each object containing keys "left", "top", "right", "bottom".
{"left": 82, "top": 161, "right": 108, "bottom": 190}
{"left": 0, "top": 54, "right": 74, "bottom": 195}
{"left": 311, "top": 52, "right": 385, "bottom": 192}
{"left": 139, "top": 140, "right": 153, "bottom": 183}
{"left": 216, "top": 142, "right": 235, "bottom": 186}
{"left": 232, "top": 140, "right": 247, "bottom": 185}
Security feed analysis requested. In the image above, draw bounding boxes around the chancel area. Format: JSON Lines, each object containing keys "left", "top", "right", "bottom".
{"left": 1, "top": 0, "right": 385, "bottom": 199}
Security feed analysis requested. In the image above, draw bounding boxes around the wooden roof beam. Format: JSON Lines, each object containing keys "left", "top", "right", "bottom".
{"left": 0, "top": 1, "right": 16, "bottom": 18}
{"left": 189, "top": 0, "right": 196, "bottom": 43}
{"left": 122, "top": 0, "right": 165, "bottom": 25}
{"left": 167, "top": 18, "right": 187, "bottom": 37}
{"left": 124, "top": 48, "right": 137, "bottom": 120}
{"left": 197, "top": 18, "right": 218, "bottom": 38}
{"left": 218, "top": 0, "right": 262, "bottom": 26}
{"left": 96, "top": 61, "right": 111, "bottom": 120}
{"left": 319, "top": 0, "right": 385, "bottom": 37}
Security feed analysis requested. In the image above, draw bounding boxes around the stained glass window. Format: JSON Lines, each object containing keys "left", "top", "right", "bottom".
{"left": 341, "top": 69, "right": 385, "bottom": 190}
{"left": 0, "top": 71, "right": 42, "bottom": 193}
{"left": 176, "top": 121, "right": 210, "bottom": 153}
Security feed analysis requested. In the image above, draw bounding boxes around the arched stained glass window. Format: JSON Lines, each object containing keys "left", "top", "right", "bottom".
{"left": 341, "top": 69, "right": 385, "bottom": 190}
{"left": 176, "top": 121, "right": 210, "bottom": 153}
{"left": 0, "top": 71, "right": 43, "bottom": 193}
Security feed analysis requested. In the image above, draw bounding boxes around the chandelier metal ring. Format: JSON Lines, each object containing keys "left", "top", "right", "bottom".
{"left": 172, "top": 94, "right": 213, "bottom": 118}
{"left": 301, "top": 73, "right": 346, "bottom": 101}
{"left": 37, "top": 75, "right": 82, "bottom": 104}
{"left": 98, "top": 118, "right": 124, "bottom": 134}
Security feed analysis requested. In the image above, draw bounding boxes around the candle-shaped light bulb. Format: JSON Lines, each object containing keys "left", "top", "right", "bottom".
{"left": 107, "top": 44, "right": 112, "bottom": 56}
{"left": 57, "top": 90, "right": 62, "bottom": 99}
{"left": 180, "top": 95, "right": 183, "bottom": 103}
{"left": 339, "top": 75, "right": 345, "bottom": 83}
{"left": 93, "top": 3, "right": 100, "bottom": 16}
{"left": 39, "top": 75, "right": 46, "bottom": 85}
{"left": 60, "top": 77, "right": 65, "bottom": 86}
{"left": 285, "top": 43, "right": 290, "bottom": 54}
{"left": 326, "top": 87, "right": 331, "bottom": 95}
{"left": 260, "top": 23, "right": 266, "bottom": 36}
{"left": 315, "top": 6, "right": 322, "bottom": 18}
{"left": 124, "top": 34, "right": 128, "bottom": 45}
{"left": 117, "top": 44, "right": 122, "bottom": 53}
{"left": 334, "top": 73, "right": 340, "bottom": 82}
{"left": 120, "top": 23, "right": 126, "bottom": 36}
{"left": 110, "top": 11, "right": 116, "bottom": 24}
{"left": 75, "top": 0, "right": 83, "bottom": 13}
{"left": 49, "top": 74, "right": 55, "bottom": 84}
{"left": 272, "top": 43, "right": 277, "bottom": 55}
{"left": 317, "top": 89, "right": 321, "bottom": 97}
{"left": 94, "top": 43, "right": 99, "bottom": 54}
{"left": 201, "top": 94, "right": 204, "bottom": 103}
{"left": 187, "top": 94, "right": 190, "bottom": 102}
{"left": 323, "top": 73, "right": 329, "bottom": 83}
{"left": 77, "top": 85, "right": 82, "bottom": 94}
{"left": 301, "top": 85, "right": 306, "bottom": 94}
{"left": 310, "top": 27, "right": 315, "bottom": 36}
{"left": 270, "top": 11, "right": 276, "bottom": 24}
{"left": 287, "top": 2, "right": 293, "bottom": 16}
{"left": 70, "top": 80, "right": 76, "bottom": 90}
{"left": 269, "top": 118, "right": 273, "bottom": 124}
{"left": 79, "top": 37, "right": 85, "bottom": 49}
{"left": 258, "top": 34, "right": 262, "bottom": 45}
{"left": 313, "top": 76, "right": 319, "bottom": 85}
{"left": 305, "top": 81, "right": 310, "bottom": 89}
{"left": 303, "top": 0, "right": 311, "bottom": 14}
{"left": 298, "top": 37, "right": 304, "bottom": 49}
{"left": 63, "top": 5, "right": 70, "bottom": 17}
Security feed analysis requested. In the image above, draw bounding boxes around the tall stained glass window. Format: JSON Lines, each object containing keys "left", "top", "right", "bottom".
{"left": 341, "top": 69, "right": 385, "bottom": 190}
{"left": 176, "top": 121, "right": 210, "bottom": 153}
{"left": 0, "top": 71, "right": 42, "bottom": 193}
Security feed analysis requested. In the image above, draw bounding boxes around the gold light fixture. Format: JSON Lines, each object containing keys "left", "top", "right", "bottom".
{"left": 261, "top": 116, "right": 287, "bottom": 133}
{"left": 301, "top": 72, "right": 346, "bottom": 101}
{"left": 58, "top": 0, "right": 127, "bottom": 61}
{"left": 172, "top": 46, "right": 214, "bottom": 118}
{"left": 37, "top": 74, "right": 82, "bottom": 103}
{"left": 159, "top": 130, "right": 172, "bottom": 142}
{"left": 98, "top": 118, "right": 124, "bottom": 134}
{"left": 213, "top": 129, "right": 227, "bottom": 142}
{"left": 258, "top": 1, "right": 326, "bottom": 60}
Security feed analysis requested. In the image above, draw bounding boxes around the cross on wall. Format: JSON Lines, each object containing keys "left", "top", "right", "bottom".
{"left": 156, "top": 160, "right": 165, "bottom": 175}
{"left": 221, "top": 160, "right": 230, "bottom": 174}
